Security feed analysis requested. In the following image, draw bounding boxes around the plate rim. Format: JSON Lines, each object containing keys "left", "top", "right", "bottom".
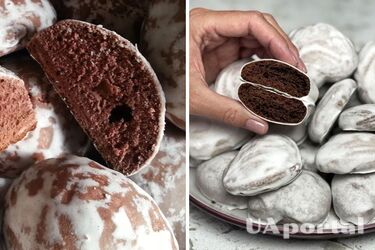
{"left": 190, "top": 187, "right": 375, "bottom": 239}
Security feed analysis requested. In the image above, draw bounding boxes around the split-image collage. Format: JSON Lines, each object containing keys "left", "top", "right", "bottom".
{"left": 1, "top": 0, "right": 375, "bottom": 249}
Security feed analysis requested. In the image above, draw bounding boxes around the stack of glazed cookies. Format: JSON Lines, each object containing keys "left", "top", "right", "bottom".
{"left": 191, "top": 23, "right": 375, "bottom": 227}
{"left": 0, "top": 0, "right": 185, "bottom": 249}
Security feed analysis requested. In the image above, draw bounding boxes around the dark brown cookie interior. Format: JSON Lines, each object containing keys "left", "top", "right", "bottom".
{"left": 27, "top": 20, "right": 162, "bottom": 175}
{"left": 241, "top": 60, "right": 310, "bottom": 97}
{"left": 238, "top": 84, "right": 307, "bottom": 123}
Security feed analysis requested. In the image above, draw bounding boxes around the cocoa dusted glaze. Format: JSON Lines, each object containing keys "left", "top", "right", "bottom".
{"left": 3, "top": 155, "right": 178, "bottom": 249}
{"left": 27, "top": 20, "right": 165, "bottom": 176}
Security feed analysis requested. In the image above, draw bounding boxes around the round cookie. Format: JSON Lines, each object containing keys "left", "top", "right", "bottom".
{"left": 196, "top": 151, "right": 247, "bottom": 210}
{"left": 332, "top": 173, "right": 375, "bottom": 225}
{"left": 141, "top": 0, "right": 186, "bottom": 129}
{"left": 49, "top": 0, "right": 147, "bottom": 43}
{"left": 0, "top": 0, "right": 56, "bottom": 57}
{"left": 223, "top": 135, "right": 302, "bottom": 196}
{"left": 3, "top": 155, "right": 178, "bottom": 250}
{"left": 355, "top": 42, "right": 375, "bottom": 104}
{"left": 131, "top": 126, "right": 186, "bottom": 249}
{"left": 0, "top": 65, "right": 35, "bottom": 152}
{"left": 316, "top": 133, "right": 375, "bottom": 174}
{"left": 0, "top": 54, "right": 88, "bottom": 178}
{"left": 308, "top": 79, "right": 357, "bottom": 143}
{"left": 290, "top": 23, "right": 358, "bottom": 88}
{"left": 248, "top": 171, "right": 331, "bottom": 224}
{"left": 190, "top": 116, "right": 252, "bottom": 160}
{"left": 27, "top": 20, "right": 166, "bottom": 176}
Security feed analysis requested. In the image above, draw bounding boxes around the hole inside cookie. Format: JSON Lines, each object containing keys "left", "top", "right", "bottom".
{"left": 27, "top": 20, "right": 163, "bottom": 175}
{"left": 241, "top": 60, "right": 310, "bottom": 97}
{"left": 238, "top": 83, "right": 307, "bottom": 124}
{"left": 109, "top": 104, "right": 132, "bottom": 123}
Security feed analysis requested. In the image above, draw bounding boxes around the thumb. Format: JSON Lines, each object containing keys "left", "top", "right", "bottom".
{"left": 190, "top": 85, "right": 269, "bottom": 134}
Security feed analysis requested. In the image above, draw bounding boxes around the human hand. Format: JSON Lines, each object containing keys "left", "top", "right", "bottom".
{"left": 189, "top": 8, "right": 306, "bottom": 134}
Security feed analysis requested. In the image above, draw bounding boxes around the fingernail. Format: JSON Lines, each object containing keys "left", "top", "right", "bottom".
{"left": 300, "top": 60, "right": 307, "bottom": 73}
{"left": 291, "top": 51, "right": 299, "bottom": 66}
{"left": 284, "top": 44, "right": 298, "bottom": 66}
{"left": 291, "top": 49, "right": 300, "bottom": 63}
{"left": 295, "top": 57, "right": 307, "bottom": 73}
{"left": 245, "top": 119, "right": 268, "bottom": 134}
{"left": 278, "top": 43, "right": 296, "bottom": 65}
{"left": 291, "top": 49, "right": 307, "bottom": 73}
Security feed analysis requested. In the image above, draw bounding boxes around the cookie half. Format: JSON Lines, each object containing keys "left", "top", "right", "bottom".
{"left": 27, "top": 20, "right": 165, "bottom": 176}
{"left": 238, "top": 59, "right": 317, "bottom": 125}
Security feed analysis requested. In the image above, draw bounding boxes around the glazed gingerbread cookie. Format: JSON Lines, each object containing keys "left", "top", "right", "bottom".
{"left": 28, "top": 20, "right": 166, "bottom": 176}
{"left": 0, "top": 54, "right": 88, "bottom": 177}
{"left": 131, "top": 126, "right": 186, "bottom": 249}
{"left": 0, "top": 0, "right": 56, "bottom": 57}
{"left": 290, "top": 23, "right": 358, "bottom": 88}
{"left": 3, "top": 155, "right": 178, "bottom": 249}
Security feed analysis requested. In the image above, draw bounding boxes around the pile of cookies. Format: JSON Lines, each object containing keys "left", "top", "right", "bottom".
{"left": 0, "top": 0, "right": 185, "bottom": 249}
{"left": 191, "top": 23, "right": 375, "bottom": 226}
